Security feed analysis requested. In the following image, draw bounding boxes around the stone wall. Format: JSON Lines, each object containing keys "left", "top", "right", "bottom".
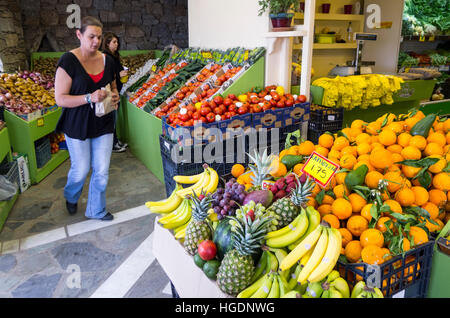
{"left": 20, "top": 0, "right": 188, "bottom": 52}
{"left": 0, "top": 0, "right": 28, "bottom": 72}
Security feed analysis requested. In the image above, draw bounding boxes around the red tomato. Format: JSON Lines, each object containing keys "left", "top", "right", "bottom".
{"left": 228, "top": 104, "right": 237, "bottom": 113}
{"left": 250, "top": 97, "right": 259, "bottom": 104}
{"left": 200, "top": 107, "right": 211, "bottom": 116}
{"left": 276, "top": 100, "right": 285, "bottom": 108}
{"left": 186, "top": 104, "right": 196, "bottom": 112}
{"left": 198, "top": 240, "right": 217, "bottom": 261}
{"left": 270, "top": 99, "right": 277, "bottom": 106}
{"left": 213, "top": 95, "right": 224, "bottom": 105}
{"left": 224, "top": 112, "right": 232, "bottom": 119}
{"left": 199, "top": 116, "right": 207, "bottom": 124}
{"left": 298, "top": 95, "right": 307, "bottom": 103}
{"left": 178, "top": 113, "right": 190, "bottom": 122}
{"left": 252, "top": 104, "right": 263, "bottom": 113}
{"left": 214, "top": 107, "right": 224, "bottom": 115}
{"left": 206, "top": 112, "right": 216, "bottom": 123}
{"left": 285, "top": 99, "right": 294, "bottom": 107}
{"left": 227, "top": 94, "right": 237, "bottom": 100}
{"left": 230, "top": 111, "right": 237, "bottom": 117}
{"left": 221, "top": 114, "right": 227, "bottom": 121}
{"left": 223, "top": 98, "right": 233, "bottom": 107}
{"left": 219, "top": 105, "right": 227, "bottom": 114}
{"left": 192, "top": 111, "right": 201, "bottom": 120}
{"left": 262, "top": 101, "right": 272, "bottom": 111}
{"left": 238, "top": 105, "right": 249, "bottom": 115}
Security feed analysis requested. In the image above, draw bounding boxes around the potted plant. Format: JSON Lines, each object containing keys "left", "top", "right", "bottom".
{"left": 258, "top": 0, "right": 300, "bottom": 28}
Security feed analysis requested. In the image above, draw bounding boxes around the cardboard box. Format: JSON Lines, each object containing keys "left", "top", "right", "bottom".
{"left": 152, "top": 219, "right": 232, "bottom": 298}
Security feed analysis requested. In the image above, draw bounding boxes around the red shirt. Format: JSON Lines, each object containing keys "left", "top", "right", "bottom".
{"left": 89, "top": 70, "right": 104, "bottom": 83}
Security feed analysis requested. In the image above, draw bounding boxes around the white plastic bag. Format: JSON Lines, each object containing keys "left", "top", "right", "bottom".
{"left": 0, "top": 175, "right": 18, "bottom": 201}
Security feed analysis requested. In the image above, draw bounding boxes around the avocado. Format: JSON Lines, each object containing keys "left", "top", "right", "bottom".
{"left": 203, "top": 260, "right": 221, "bottom": 280}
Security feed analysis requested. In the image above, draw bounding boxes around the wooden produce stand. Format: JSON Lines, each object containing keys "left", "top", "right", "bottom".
{"left": 152, "top": 219, "right": 232, "bottom": 298}
{"left": 4, "top": 109, "right": 69, "bottom": 184}
{"left": 119, "top": 57, "right": 266, "bottom": 185}
{"left": 0, "top": 127, "right": 18, "bottom": 232}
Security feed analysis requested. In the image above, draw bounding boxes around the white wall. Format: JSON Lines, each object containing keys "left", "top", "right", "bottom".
{"left": 362, "top": 0, "right": 404, "bottom": 74}
{"left": 188, "top": 0, "right": 268, "bottom": 49}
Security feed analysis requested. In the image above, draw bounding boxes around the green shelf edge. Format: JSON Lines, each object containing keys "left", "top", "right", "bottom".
{"left": 0, "top": 127, "right": 12, "bottom": 164}
{"left": 0, "top": 191, "right": 18, "bottom": 233}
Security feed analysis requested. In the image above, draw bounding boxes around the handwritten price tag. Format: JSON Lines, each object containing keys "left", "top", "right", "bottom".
{"left": 37, "top": 118, "right": 44, "bottom": 127}
{"left": 301, "top": 152, "right": 340, "bottom": 187}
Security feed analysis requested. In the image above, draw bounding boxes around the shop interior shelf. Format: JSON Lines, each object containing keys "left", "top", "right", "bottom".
{"left": 294, "top": 12, "right": 365, "bottom": 22}
{"left": 4, "top": 108, "right": 68, "bottom": 184}
{"left": 293, "top": 42, "right": 358, "bottom": 50}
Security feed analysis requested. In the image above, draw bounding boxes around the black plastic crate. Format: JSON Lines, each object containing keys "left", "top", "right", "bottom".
{"left": 35, "top": 137, "right": 51, "bottom": 169}
{"left": 335, "top": 241, "right": 434, "bottom": 298}
{"left": 310, "top": 105, "right": 344, "bottom": 122}
{"left": 0, "top": 160, "right": 19, "bottom": 188}
{"left": 309, "top": 120, "right": 343, "bottom": 131}
{"left": 307, "top": 128, "right": 341, "bottom": 144}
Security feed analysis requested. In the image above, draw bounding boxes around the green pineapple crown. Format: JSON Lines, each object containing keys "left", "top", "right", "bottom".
{"left": 290, "top": 174, "right": 315, "bottom": 208}
{"left": 247, "top": 148, "right": 276, "bottom": 188}
{"left": 228, "top": 214, "right": 273, "bottom": 257}
{"left": 189, "top": 190, "right": 213, "bottom": 222}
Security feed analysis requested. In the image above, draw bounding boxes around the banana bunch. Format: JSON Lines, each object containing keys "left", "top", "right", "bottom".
{"left": 280, "top": 221, "right": 342, "bottom": 285}
{"left": 351, "top": 281, "right": 384, "bottom": 298}
{"left": 265, "top": 206, "right": 320, "bottom": 249}
{"left": 174, "top": 166, "right": 219, "bottom": 198}
{"left": 158, "top": 199, "right": 192, "bottom": 230}
{"left": 145, "top": 183, "right": 183, "bottom": 214}
{"left": 238, "top": 248, "right": 293, "bottom": 298}
{"left": 303, "top": 270, "right": 350, "bottom": 298}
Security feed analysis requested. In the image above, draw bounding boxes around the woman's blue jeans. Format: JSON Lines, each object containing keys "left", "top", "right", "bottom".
{"left": 64, "top": 133, "right": 113, "bottom": 219}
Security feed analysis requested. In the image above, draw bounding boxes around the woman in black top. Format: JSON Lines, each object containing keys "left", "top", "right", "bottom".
{"left": 54, "top": 16, "right": 120, "bottom": 221}
{"left": 101, "top": 32, "right": 128, "bottom": 152}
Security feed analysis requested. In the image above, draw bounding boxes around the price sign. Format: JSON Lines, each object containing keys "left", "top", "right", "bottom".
{"left": 419, "top": 35, "right": 426, "bottom": 42}
{"left": 262, "top": 180, "right": 275, "bottom": 190}
{"left": 151, "top": 65, "right": 157, "bottom": 72}
{"left": 301, "top": 151, "right": 340, "bottom": 187}
{"left": 37, "top": 118, "right": 44, "bottom": 127}
{"left": 202, "top": 52, "right": 213, "bottom": 59}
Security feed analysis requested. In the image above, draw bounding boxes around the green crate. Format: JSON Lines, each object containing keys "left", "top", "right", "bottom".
{"left": 427, "top": 221, "right": 450, "bottom": 298}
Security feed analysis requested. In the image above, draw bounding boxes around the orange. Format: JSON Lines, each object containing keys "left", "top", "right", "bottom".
{"left": 361, "top": 245, "right": 385, "bottom": 265}
{"left": 315, "top": 146, "right": 329, "bottom": 157}
{"left": 395, "top": 187, "right": 416, "bottom": 207}
{"left": 424, "top": 142, "right": 444, "bottom": 157}
{"left": 424, "top": 218, "right": 444, "bottom": 233}
{"left": 428, "top": 189, "right": 447, "bottom": 208}
{"left": 386, "top": 121, "right": 404, "bottom": 134}
{"left": 428, "top": 155, "right": 447, "bottom": 174}
{"left": 360, "top": 228, "right": 384, "bottom": 248}
{"left": 444, "top": 118, "right": 450, "bottom": 132}
{"left": 404, "top": 116, "right": 421, "bottom": 131}
{"left": 323, "top": 214, "right": 340, "bottom": 229}
{"left": 384, "top": 172, "right": 404, "bottom": 193}
{"left": 355, "top": 133, "right": 372, "bottom": 145}
{"left": 340, "top": 154, "right": 357, "bottom": 169}
{"left": 371, "top": 142, "right": 385, "bottom": 152}
{"left": 293, "top": 163, "right": 304, "bottom": 176}
{"left": 351, "top": 119, "right": 366, "bottom": 130}
{"left": 421, "top": 202, "right": 439, "bottom": 219}
{"left": 366, "top": 121, "right": 382, "bottom": 135}
{"left": 354, "top": 160, "right": 374, "bottom": 172}
{"left": 402, "top": 237, "right": 411, "bottom": 252}
{"left": 408, "top": 226, "right": 429, "bottom": 246}
{"left": 391, "top": 153, "right": 404, "bottom": 166}
{"left": 377, "top": 113, "right": 396, "bottom": 125}
{"left": 409, "top": 135, "right": 427, "bottom": 151}
{"left": 447, "top": 131, "right": 450, "bottom": 144}
{"left": 333, "top": 136, "right": 350, "bottom": 151}
{"left": 402, "top": 165, "right": 422, "bottom": 179}
{"left": 397, "top": 132, "right": 412, "bottom": 147}
{"left": 279, "top": 149, "right": 289, "bottom": 159}
{"left": 341, "top": 146, "right": 357, "bottom": 157}
{"left": 379, "top": 129, "right": 397, "bottom": 146}
{"left": 365, "top": 171, "right": 384, "bottom": 189}
{"left": 298, "top": 141, "right": 315, "bottom": 156}
{"left": 357, "top": 154, "right": 370, "bottom": 162}
{"left": 331, "top": 198, "right": 353, "bottom": 220}
{"left": 231, "top": 164, "right": 245, "bottom": 178}
{"left": 307, "top": 197, "right": 318, "bottom": 208}
{"left": 286, "top": 147, "right": 299, "bottom": 156}
{"left": 376, "top": 216, "right": 394, "bottom": 233}
{"left": 317, "top": 204, "right": 332, "bottom": 217}
{"left": 335, "top": 172, "right": 347, "bottom": 185}
{"left": 370, "top": 148, "right": 393, "bottom": 170}
{"left": 328, "top": 149, "right": 341, "bottom": 160}
{"left": 411, "top": 186, "right": 429, "bottom": 206}
{"left": 401, "top": 146, "right": 422, "bottom": 160}
{"left": 322, "top": 194, "right": 335, "bottom": 205}
{"left": 344, "top": 240, "right": 362, "bottom": 263}
{"left": 318, "top": 134, "right": 334, "bottom": 149}
{"left": 333, "top": 184, "right": 349, "bottom": 198}
{"left": 387, "top": 144, "right": 403, "bottom": 154}
{"left": 270, "top": 160, "right": 287, "bottom": 178}
{"left": 347, "top": 215, "right": 369, "bottom": 236}
{"left": 312, "top": 183, "right": 322, "bottom": 196}
{"left": 348, "top": 193, "right": 367, "bottom": 213}
{"left": 339, "top": 228, "right": 353, "bottom": 248}
{"left": 432, "top": 172, "right": 450, "bottom": 191}
{"left": 361, "top": 203, "right": 374, "bottom": 222}
{"left": 427, "top": 132, "right": 446, "bottom": 147}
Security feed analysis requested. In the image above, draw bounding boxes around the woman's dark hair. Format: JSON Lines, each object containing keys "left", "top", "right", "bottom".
{"left": 79, "top": 16, "right": 103, "bottom": 34}
{"left": 102, "top": 32, "right": 121, "bottom": 59}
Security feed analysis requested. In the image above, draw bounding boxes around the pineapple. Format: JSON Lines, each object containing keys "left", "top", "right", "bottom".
{"left": 216, "top": 215, "right": 273, "bottom": 296}
{"left": 247, "top": 148, "right": 276, "bottom": 190}
{"left": 184, "top": 191, "right": 213, "bottom": 255}
{"left": 268, "top": 175, "right": 315, "bottom": 229}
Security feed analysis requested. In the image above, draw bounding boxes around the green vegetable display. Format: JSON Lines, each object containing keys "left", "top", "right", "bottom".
{"left": 403, "top": 0, "right": 450, "bottom": 35}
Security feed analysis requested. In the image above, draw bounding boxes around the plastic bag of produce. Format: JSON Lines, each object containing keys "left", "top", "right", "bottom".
{"left": 93, "top": 84, "right": 115, "bottom": 117}
{"left": 0, "top": 175, "right": 18, "bottom": 201}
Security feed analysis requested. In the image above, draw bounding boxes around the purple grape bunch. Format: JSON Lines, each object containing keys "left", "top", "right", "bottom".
{"left": 211, "top": 178, "right": 247, "bottom": 220}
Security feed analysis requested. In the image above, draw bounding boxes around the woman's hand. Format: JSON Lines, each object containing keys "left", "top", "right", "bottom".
{"left": 119, "top": 70, "right": 128, "bottom": 78}
{"left": 91, "top": 89, "right": 108, "bottom": 103}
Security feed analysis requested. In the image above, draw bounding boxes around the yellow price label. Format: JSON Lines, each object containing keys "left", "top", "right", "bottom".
{"left": 301, "top": 152, "right": 340, "bottom": 187}
{"left": 152, "top": 65, "right": 157, "bottom": 72}
{"left": 419, "top": 35, "right": 426, "bottom": 42}
{"left": 37, "top": 118, "right": 44, "bottom": 127}
{"left": 429, "top": 35, "right": 435, "bottom": 42}
{"left": 202, "top": 52, "right": 213, "bottom": 59}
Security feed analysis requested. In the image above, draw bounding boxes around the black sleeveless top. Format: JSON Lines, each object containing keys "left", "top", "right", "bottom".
{"left": 55, "top": 52, "right": 116, "bottom": 140}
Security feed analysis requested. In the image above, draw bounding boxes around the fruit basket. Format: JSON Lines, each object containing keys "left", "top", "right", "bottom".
{"left": 34, "top": 136, "right": 51, "bottom": 169}
{"left": 335, "top": 241, "right": 434, "bottom": 298}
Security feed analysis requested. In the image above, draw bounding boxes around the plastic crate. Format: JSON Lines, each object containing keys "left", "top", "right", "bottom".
{"left": 335, "top": 241, "right": 434, "bottom": 298}
{"left": 309, "top": 120, "right": 343, "bottom": 131}
{"left": 310, "top": 105, "right": 344, "bottom": 122}
{"left": 35, "top": 137, "right": 51, "bottom": 169}
{"left": 0, "top": 160, "right": 19, "bottom": 188}
{"left": 307, "top": 128, "right": 341, "bottom": 144}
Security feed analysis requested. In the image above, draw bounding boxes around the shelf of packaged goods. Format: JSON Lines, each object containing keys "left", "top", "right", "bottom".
{"left": 4, "top": 108, "right": 69, "bottom": 184}
{"left": 294, "top": 13, "right": 365, "bottom": 22}
{"left": 293, "top": 42, "right": 358, "bottom": 50}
